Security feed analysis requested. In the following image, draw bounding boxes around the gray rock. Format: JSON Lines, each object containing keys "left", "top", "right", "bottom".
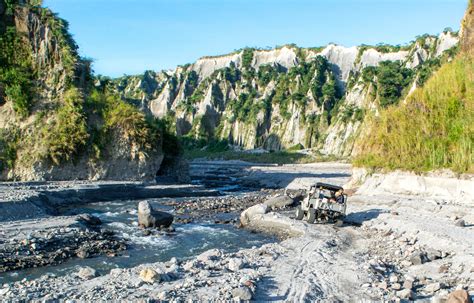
{"left": 397, "top": 289, "right": 414, "bottom": 300}
{"left": 264, "top": 195, "right": 294, "bottom": 210}
{"left": 78, "top": 214, "right": 102, "bottom": 226}
{"left": 425, "top": 282, "right": 442, "bottom": 293}
{"left": 391, "top": 283, "right": 402, "bottom": 290}
{"left": 228, "top": 258, "right": 244, "bottom": 272}
{"left": 76, "top": 249, "right": 89, "bottom": 259}
{"left": 240, "top": 204, "right": 268, "bottom": 225}
{"left": 77, "top": 267, "right": 97, "bottom": 280}
{"left": 403, "top": 280, "right": 414, "bottom": 290}
{"left": 138, "top": 201, "right": 173, "bottom": 228}
{"left": 426, "top": 249, "right": 442, "bottom": 261}
{"left": 455, "top": 219, "right": 466, "bottom": 227}
{"left": 410, "top": 252, "right": 424, "bottom": 265}
{"left": 197, "top": 249, "right": 222, "bottom": 263}
{"left": 232, "top": 286, "right": 253, "bottom": 300}
{"left": 389, "top": 274, "right": 399, "bottom": 283}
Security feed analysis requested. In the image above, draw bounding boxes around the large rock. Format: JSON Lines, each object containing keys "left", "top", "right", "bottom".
{"left": 447, "top": 290, "right": 472, "bottom": 303}
{"left": 196, "top": 249, "right": 222, "bottom": 263}
{"left": 138, "top": 201, "right": 173, "bottom": 228}
{"left": 77, "top": 266, "right": 97, "bottom": 280}
{"left": 240, "top": 204, "right": 268, "bottom": 226}
{"left": 264, "top": 195, "right": 294, "bottom": 210}
{"left": 232, "top": 286, "right": 253, "bottom": 300}
{"left": 139, "top": 268, "right": 161, "bottom": 283}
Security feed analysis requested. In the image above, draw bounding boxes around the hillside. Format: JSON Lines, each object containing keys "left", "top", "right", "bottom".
{"left": 0, "top": 0, "right": 181, "bottom": 181}
{"left": 354, "top": 1, "right": 474, "bottom": 173}
{"left": 113, "top": 33, "right": 459, "bottom": 157}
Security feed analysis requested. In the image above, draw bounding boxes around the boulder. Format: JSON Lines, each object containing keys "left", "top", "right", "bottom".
{"left": 425, "top": 282, "right": 442, "bottom": 293}
{"left": 240, "top": 204, "right": 268, "bottom": 226}
{"left": 397, "top": 289, "right": 414, "bottom": 300}
{"left": 232, "top": 286, "right": 253, "bottom": 300}
{"left": 455, "top": 219, "right": 466, "bottom": 227}
{"left": 227, "top": 258, "right": 244, "bottom": 272}
{"left": 77, "top": 266, "right": 97, "bottom": 280}
{"left": 140, "top": 268, "right": 161, "bottom": 283}
{"left": 264, "top": 195, "right": 294, "bottom": 210}
{"left": 78, "top": 214, "right": 102, "bottom": 226}
{"left": 197, "top": 249, "right": 222, "bottom": 263}
{"left": 447, "top": 290, "right": 473, "bottom": 303}
{"left": 138, "top": 201, "right": 173, "bottom": 228}
{"left": 409, "top": 252, "right": 424, "bottom": 265}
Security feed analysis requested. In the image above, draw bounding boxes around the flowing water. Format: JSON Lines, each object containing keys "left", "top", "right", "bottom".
{"left": 1, "top": 196, "right": 274, "bottom": 283}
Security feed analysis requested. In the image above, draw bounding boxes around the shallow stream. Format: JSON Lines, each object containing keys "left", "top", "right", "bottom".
{"left": 0, "top": 196, "right": 274, "bottom": 283}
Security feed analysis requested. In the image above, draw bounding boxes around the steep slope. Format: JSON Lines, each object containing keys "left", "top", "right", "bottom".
{"left": 354, "top": 1, "right": 474, "bottom": 173}
{"left": 114, "top": 33, "right": 459, "bottom": 156}
{"left": 0, "top": 0, "right": 175, "bottom": 181}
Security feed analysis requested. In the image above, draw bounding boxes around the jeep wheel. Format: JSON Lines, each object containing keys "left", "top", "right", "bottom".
{"left": 307, "top": 209, "right": 316, "bottom": 224}
{"left": 295, "top": 206, "right": 304, "bottom": 220}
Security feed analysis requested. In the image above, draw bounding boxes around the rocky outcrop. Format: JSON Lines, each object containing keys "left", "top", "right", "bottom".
{"left": 115, "top": 33, "right": 459, "bottom": 157}
{"left": 0, "top": 1, "right": 185, "bottom": 181}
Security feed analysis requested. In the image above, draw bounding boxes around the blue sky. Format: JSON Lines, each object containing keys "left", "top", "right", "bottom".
{"left": 43, "top": 0, "right": 468, "bottom": 77}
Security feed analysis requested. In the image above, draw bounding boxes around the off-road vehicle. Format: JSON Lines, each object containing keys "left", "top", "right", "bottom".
{"left": 295, "top": 182, "right": 347, "bottom": 226}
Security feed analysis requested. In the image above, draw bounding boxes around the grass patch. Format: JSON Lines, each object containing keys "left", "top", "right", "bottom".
{"left": 354, "top": 54, "right": 474, "bottom": 173}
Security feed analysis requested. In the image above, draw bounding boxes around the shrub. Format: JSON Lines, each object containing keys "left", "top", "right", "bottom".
{"left": 41, "top": 88, "right": 89, "bottom": 164}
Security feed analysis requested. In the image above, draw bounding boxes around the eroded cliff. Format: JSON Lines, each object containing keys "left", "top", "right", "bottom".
{"left": 114, "top": 32, "right": 459, "bottom": 157}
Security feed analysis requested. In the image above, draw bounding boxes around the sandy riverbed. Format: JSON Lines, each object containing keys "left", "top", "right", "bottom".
{"left": 0, "top": 162, "right": 473, "bottom": 301}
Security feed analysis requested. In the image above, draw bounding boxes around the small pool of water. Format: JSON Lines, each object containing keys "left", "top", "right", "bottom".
{"left": 1, "top": 197, "right": 274, "bottom": 283}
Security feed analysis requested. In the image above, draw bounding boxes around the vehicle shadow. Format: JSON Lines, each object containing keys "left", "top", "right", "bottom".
{"left": 253, "top": 276, "right": 287, "bottom": 301}
{"left": 344, "top": 209, "right": 386, "bottom": 226}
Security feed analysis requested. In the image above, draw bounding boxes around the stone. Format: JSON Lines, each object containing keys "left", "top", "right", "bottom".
{"left": 410, "top": 252, "right": 424, "bottom": 265}
{"left": 397, "top": 289, "right": 413, "bottom": 300}
{"left": 391, "top": 283, "right": 402, "bottom": 290}
{"left": 139, "top": 268, "right": 161, "bottom": 284}
{"left": 439, "top": 264, "right": 451, "bottom": 273}
{"left": 138, "top": 201, "right": 173, "bottom": 229}
{"left": 240, "top": 204, "right": 268, "bottom": 225}
{"left": 447, "top": 290, "right": 472, "bottom": 303}
{"left": 77, "top": 267, "right": 97, "bottom": 280}
{"left": 389, "top": 274, "right": 399, "bottom": 283}
{"left": 264, "top": 195, "right": 294, "bottom": 210}
{"left": 197, "top": 249, "right": 222, "bottom": 263}
{"left": 76, "top": 249, "right": 89, "bottom": 259}
{"left": 425, "top": 282, "right": 442, "bottom": 293}
{"left": 228, "top": 258, "right": 244, "bottom": 272}
{"left": 78, "top": 214, "right": 102, "bottom": 226}
{"left": 454, "top": 219, "right": 466, "bottom": 227}
{"left": 403, "top": 280, "right": 414, "bottom": 290}
{"left": 378, "top": 281, "right": 388, "bottom": 290}
{"left": 427, "top": 249, "right": 443, "bottom": 261}
{"left": 232, "top": 286, "right": 253, "bottom": 300}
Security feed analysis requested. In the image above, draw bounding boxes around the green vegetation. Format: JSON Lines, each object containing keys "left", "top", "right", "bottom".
{"left": 0, "top": 26, "right": 34, "bottom": 117}
{"left": 241, "top": 48, "right": 255, "bottom": 69}
{"left": 361, "top": 61, "right": 413, "bottom": 107}
{"left": 0, "top": 129, "right": 18, "bottom": 170}
{"left": 354, "top": 54, "right": 474, "bottom": 173}
{"left": 40, "top": 88, "right": 88, "bottom": 164}
{"left": 86, "top": 88, "right": 162, "bottom": 159}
